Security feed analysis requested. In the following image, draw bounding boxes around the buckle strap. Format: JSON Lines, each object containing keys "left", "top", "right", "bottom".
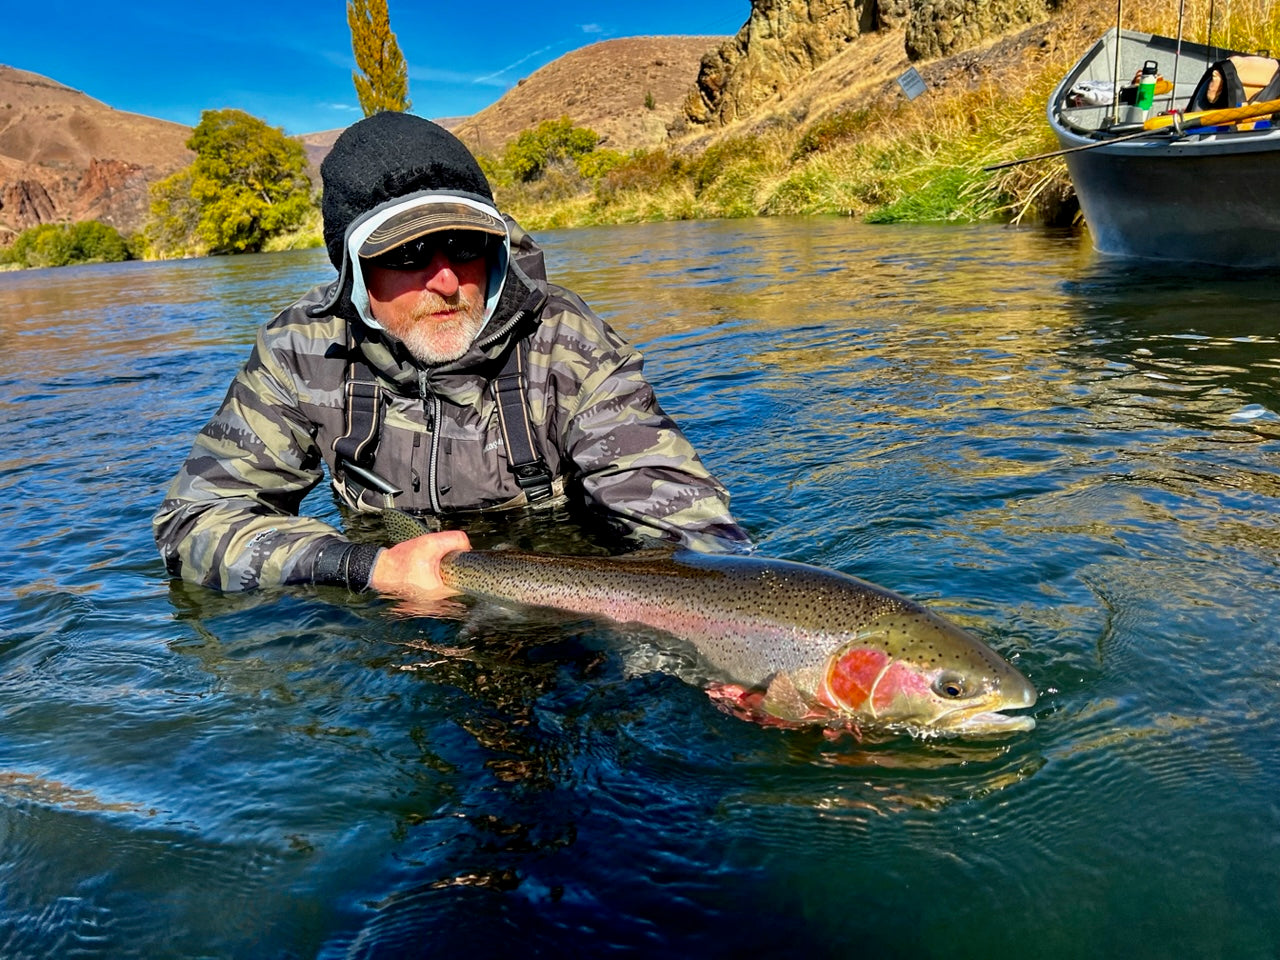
{"left": 491, "top": 344, "right": 554, "bottom": 503}
{"left": 334, "top": 378, "right": 384, "bottom": 468}
{"left": 333, "top": 329, "right": 385, "bottom": 471}
{"left": 333, "top": 327, "right": 390, "bottom": 506}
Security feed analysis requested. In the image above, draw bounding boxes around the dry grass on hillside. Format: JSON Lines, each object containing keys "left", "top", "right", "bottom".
{"left": 453, "top": 36, "right": 726, "bottom": 156}
{"left": 499, "top": 0, "right": 1278, "bottom": 232}
{"left": 0, "top": 65, "right": 191, "bottom": 173}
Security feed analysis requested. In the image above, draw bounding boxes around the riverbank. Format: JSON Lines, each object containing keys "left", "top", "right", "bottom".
{"left": 488, "top": 0, "right": 1278, "bottom": 234}
{"left": 487, "top": 4, "right": 1101, "bottom": 233}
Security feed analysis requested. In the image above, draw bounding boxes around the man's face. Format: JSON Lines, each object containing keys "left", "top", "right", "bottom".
{"left": 363, "top": 231, "right": 490, "bottom": 365}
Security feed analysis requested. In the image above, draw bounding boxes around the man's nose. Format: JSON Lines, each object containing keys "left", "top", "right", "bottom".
{"left": 423, "top": 252, "right": 460, "bottom": 297}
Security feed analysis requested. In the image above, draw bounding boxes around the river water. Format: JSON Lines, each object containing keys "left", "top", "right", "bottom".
{"left": 2, "top": 217, "right": 1279, "bottom": 958}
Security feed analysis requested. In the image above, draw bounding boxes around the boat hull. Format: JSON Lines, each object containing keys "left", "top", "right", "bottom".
{"left": 1061, "top": 136, "right": 1280, "bottom": 266}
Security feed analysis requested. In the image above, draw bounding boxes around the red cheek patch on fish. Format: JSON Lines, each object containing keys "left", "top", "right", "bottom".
{"left": 869, "top": 661, "right": 933, "bottom": 713}
{"left": 826, "top": 648, "right": 888, "bottom": 710}
{"left": 826, "top": 650, "right": 933, "bottom": 715}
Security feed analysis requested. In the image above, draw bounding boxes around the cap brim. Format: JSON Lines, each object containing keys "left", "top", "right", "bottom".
{"left": 358, "top": 200, "right": 506, "bottom": 258}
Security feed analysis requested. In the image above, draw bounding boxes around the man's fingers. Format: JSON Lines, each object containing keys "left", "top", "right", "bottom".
{"left": 371, "top": 530, "right": 471, "bottom": 596}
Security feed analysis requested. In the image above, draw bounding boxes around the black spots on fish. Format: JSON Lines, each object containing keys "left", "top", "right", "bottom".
{"left": 382, "top": 508, "right": 433, "bottom": 544}
{"left": 857, "top": 606, "right": 1002, "bottom": 684}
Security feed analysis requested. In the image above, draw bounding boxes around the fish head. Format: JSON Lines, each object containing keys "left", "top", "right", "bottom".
{"left": 819, "top": 609, "right": 1037, "bottom": 737}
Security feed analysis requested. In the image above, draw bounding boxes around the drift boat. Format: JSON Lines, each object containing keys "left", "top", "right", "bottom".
{"left": 1048, "top": 27, "right": 1280, "bottom": 267}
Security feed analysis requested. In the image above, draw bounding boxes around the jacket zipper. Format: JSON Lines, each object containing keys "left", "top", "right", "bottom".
{"left": 475, "top": 307, "right": 527, "bottom": 351}
{"left": 419, "top": 370, "right": 444, "bottom": 513}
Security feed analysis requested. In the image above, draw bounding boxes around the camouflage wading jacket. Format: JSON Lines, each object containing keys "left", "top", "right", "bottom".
{"left": 154, "top": 222, "right": 749, "bottom": 592}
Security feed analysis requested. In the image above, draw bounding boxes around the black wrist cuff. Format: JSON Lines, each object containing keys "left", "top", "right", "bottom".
{"left": 313, "top": 542, "right": 383, "bottom": 592}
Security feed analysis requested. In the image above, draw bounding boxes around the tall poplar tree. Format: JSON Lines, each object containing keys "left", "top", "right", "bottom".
{"left": 347, "top": 0, "right": 411, "bottom": 115}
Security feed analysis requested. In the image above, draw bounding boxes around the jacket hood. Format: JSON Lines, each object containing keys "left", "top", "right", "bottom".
{"left": 320, "top": 112, "right": 493, "bottom": 268}
{"left": 309, "top": 112, "right": 500, "bottom": 325}
{"left": 342, "top": 191, "right": 512, "bottom": 334}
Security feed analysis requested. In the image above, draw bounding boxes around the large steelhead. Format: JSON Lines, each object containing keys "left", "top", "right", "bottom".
{"left": 386, "top": 513, "right": 1037, "bottom": 737}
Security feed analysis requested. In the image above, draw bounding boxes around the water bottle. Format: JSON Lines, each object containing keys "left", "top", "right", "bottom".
{"left": 1137, "top": 60, "right": 1158, "bottom": 111}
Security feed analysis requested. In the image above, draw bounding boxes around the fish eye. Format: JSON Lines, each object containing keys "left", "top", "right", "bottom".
{"left": 933, "top": 674, "right": 970, "bottom": 699}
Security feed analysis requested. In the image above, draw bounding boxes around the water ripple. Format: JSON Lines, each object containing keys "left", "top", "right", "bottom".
{"left": 4, "top": 223, "right": 1280, "bottom": 957}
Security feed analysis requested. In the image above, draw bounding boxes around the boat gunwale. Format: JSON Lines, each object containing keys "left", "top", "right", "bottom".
{"left": 1047, "top": 27, "right": 1280, "bottom": 156}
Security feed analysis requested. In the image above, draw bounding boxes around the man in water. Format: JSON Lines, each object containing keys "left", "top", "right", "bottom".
{"left": 154, "top": 111, "right": 749, "bottom": 605}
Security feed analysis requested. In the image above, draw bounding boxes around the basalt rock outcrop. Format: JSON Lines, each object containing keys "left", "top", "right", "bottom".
{"left": 2, "top": 178, "right": 56, "bottom": 226}
{"left": 904, "top": 0, "right": 1058, "bottom": 59}
{"left": 677, "top": 0, "right": 1056, "bottom": 131}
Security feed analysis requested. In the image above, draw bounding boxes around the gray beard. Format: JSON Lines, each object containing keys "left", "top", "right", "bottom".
{"left": 386, "top": 296, "right": 488, "bottom": 365}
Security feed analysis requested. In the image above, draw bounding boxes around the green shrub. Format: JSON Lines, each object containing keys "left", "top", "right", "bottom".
{"left": 597, "top": 149, "right": 685, "bottom": 199}
{"left": 5, "top": 220, "right": 131, "bottom": 268}
{"left": 764, "top": 164, "right": 843, "bottom": 216}
{"left": 503, "top": 117, "right": 600, "bottom": 182}
{"left": 791, "top": 108, "right": 877, "bottom": 160}
{"left": 575, "top": 148, "right": 627, "bottom": 181}
{"left": 474, "top": 151, "right": 509, "bottom": 189}
{"left": 146, "top": 108, "right": 313, "bottom": 258}
{"left": 691, "top": 135, "right": 769, "bottom": 193}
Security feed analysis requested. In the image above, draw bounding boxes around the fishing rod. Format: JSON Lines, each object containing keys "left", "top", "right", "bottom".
{"left": 1109, "top": 0, "right": 1124, "bottom": 126}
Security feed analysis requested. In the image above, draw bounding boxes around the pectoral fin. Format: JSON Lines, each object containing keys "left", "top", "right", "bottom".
{"left": 761, "top": 672, "right": 811, "bottom": 722}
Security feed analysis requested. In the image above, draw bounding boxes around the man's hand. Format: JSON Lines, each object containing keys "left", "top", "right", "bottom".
{"left": 369, "top": 530, "right": 472, "bottom": 606}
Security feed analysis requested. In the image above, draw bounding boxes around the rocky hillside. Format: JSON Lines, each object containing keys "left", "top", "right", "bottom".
{"left": 451, "top": 36, "right": 726, "bottom": 155}
{"left": 679, "top": 0, "right": 1059, "bottom": 131}
{"left": 0, "top": 65, "right": 193, "bottom": 244}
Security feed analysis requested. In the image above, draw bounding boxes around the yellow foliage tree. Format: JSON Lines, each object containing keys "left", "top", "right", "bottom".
{"left": 347, "top": 0, "right": 411, "bottom": 116}
{"left": 145, "top": 109, "right": 313, "bottom": 257}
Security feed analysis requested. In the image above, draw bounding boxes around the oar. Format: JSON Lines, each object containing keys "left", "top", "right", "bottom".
{"left": 1142, "top": 95, "right": 1280, "bottom": 130}
{"left": 984, "top": 95, "right": 1280, "bottom": 171}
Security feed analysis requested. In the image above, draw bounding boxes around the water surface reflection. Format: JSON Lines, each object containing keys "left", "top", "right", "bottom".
{"left": 2, "top": 219, "right": 1279, "bottom": 957}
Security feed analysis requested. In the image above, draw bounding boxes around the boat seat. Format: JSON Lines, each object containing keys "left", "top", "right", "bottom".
{"left": 1185, "top": 55, "right": 1280, "bottom": 111}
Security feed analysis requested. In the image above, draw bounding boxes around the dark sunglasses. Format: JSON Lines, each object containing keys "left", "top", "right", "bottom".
{"left": 369, "top": 231, "right": 491, "bottom": 271}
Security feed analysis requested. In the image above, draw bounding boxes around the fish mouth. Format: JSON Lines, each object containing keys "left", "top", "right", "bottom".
{"left": 951, "top": 709, "right": 1037, "bottom": 735}
{"left": 924, "top": 673, "right": 1039, "bottom": 737}
{"left": 913, "top": 703, "right": 1037, "bottom": 738}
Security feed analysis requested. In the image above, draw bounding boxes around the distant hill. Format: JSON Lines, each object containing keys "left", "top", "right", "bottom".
{"left": 297, "top": 127, "right": 343, "bottom": 188}
{"left": 0, "top": 64, "right": 193, "bottom": 244}
{"left": 451, "top": 36, "right": 726, "bottom": 155}
{"left": 297, "top": 116, "right": 466, "bottom": 185}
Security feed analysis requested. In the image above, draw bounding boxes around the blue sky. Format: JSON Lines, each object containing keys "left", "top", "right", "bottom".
{"left": 2, "top": 0, "right": 748, "bottom": 135}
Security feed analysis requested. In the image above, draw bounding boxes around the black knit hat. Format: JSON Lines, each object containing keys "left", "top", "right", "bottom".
{"left": 320, "top": 111, "right": 495, "bottom": 270}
